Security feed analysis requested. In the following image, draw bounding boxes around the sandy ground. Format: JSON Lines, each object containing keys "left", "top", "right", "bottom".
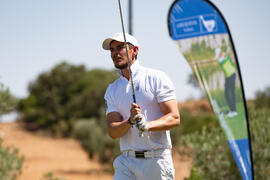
{"left": 0, "top": 122, "right": 191, "bottom": 180}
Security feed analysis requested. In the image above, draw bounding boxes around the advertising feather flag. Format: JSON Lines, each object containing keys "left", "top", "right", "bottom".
{"left": 167, "top": 0, "right": 254, "bottom": 179}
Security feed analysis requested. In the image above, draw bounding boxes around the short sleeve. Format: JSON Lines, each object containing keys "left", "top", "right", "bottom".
{"left": 154, "top": 71, "right": 176, "bottom": 103}
{"left": 104, "top": 84, "right": 118, "bottom": 115}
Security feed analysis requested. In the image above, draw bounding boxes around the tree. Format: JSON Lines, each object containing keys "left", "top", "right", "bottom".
{"left": 0, "top": 82, "right": 17, "bottom": 114}
{"left": 17, "top": 62, "right": 118, "bottom": 136}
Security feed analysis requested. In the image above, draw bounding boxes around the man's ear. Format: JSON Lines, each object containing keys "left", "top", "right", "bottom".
{"left": 134, "top": 46, "right": 139, "bottom": 55}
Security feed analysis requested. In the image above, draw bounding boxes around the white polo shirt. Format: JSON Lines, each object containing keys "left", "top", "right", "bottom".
{"left": 104, "top": 60, "right": 176, "bottom": 151}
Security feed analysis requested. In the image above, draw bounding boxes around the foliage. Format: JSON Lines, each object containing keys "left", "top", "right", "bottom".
{"left": 40, "top": 172, "right": 65, "bottom": 180}
{"left": 0, "top": 82, "right": 17, "bottom": 114}
{"left": 184, "top": 166, "right": 205, "bottom": 180}
{"left": 0, "top": 139, "right": 24, "bottom": 180}
{"left": 254, "top": 85, "right": 270, "bottom": 109}
{"left": 73, "top": 119, "right": 120, "bottom": 163}
{"left": 248, "top": 107, "right": 270, "bottom": 179}
{"left": 180, "top": 126, "right": 241, "bottom": 180}
{"left": 181, "top": 105, "right": 270, "bottom": 179}
{"left": 171, "top": 109, "right": 218, "bottom": 146}
{"left": 17, "top": 62, "right": 118, "bottom": 137}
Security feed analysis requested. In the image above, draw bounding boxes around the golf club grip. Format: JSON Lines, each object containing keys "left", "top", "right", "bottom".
{"left": 133, "top": 94, "right": 136, "bottom": 103}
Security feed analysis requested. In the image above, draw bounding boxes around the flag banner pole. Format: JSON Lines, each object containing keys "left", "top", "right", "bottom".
{"left": 167, "top": 0, "right": 254, "bottom": 179}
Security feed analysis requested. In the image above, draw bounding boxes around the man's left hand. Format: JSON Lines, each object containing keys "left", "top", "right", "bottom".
{"left": 135, "top": 114, "right": 149, "bottom": 132}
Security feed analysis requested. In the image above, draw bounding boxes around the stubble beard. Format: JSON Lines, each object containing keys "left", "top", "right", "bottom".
{"left": 114, "top": 62, "right": 128, "bottom": 69}
{"left": 113, "top": 56, "right": 129, "bottom": 69}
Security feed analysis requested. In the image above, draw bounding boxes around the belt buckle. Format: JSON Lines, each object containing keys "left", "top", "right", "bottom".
{"left": 135, "top": 151, "right": 145, "bottom": 158}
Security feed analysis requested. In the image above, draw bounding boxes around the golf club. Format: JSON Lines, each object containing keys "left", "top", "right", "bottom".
{"left": 117, "top": 0, "right": 136, "bottom": 103}
{"left": 117, "top": 0, "right": 146, "bottom": 137}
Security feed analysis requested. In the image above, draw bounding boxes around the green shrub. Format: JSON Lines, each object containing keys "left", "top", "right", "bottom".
{"left": 184, "top": 166, "right": 205, "bottom": 180}
{"left": 73, "top": 119, "right": 120, "bottom": 163}
{"left": 0, "top": 139, "right": 24, "bottom": 180}
{"left": 180, "top": 126, "right": 241, "bottom": 180}
{"left": 17, "top": 62, "right": 118, "bottom": 137}
{"left": 248, "top": 107, "right": 270, "bottom": 179}
{"left": 171, "top": 109, "right": 218, "bottom": 146}
{"left": 254, "top": 85, "right": 270, "bottom": 109}
{"left": 40, "top": 172, "right": 65, "bottom": 180}
{"left": 0, "top": 82, "right": 17, "bottom": 114}
{"left": 181, "top": 106, "right": 270, "bottom": 179}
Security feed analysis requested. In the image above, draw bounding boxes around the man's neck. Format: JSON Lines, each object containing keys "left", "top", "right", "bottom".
{"left": 121, "top": 68, "right": 130, "bottom": 80}
{"left": 120, "top": 59, "right": 137, "bottom": 80}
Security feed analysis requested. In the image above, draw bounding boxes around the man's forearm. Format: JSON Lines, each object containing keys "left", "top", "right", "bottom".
{"left": 108, "top": 119, "right": 131, "bottom": 139}
{"left": 147, "top": 112, "right": 180, "bottom": 131}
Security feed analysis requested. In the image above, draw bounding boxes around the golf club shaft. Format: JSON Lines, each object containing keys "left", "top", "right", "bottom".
{"left": 117, "top": 0, "right": 136, "bottom": 103}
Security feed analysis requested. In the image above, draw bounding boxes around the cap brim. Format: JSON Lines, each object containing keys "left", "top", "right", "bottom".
{"left": 102, "top": 38, "right": 114, "bottom": 50}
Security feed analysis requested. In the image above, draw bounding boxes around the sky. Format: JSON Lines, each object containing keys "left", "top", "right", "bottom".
{"left": 0, "top": 0, "right": 269, "bottom": 102}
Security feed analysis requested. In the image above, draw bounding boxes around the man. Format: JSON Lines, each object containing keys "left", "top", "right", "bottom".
{"left": 215, "top": 47, "right": 237, "bottom": 118}
{"left": 103, "top": 32, "right": 180, "bottom": 180}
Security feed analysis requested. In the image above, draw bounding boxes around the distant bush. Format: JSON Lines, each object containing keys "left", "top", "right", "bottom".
{"left": 180, "top": 126, "right": 241, "bottom": 180}
{"left": 181, "top": 106, "right": 270, "bottom": 179}
{"left": 40, "top": 172, "right": 65, "bottom": 180}
{"left": 184, "top": 166, "right": 205, "bottom": 180}
{"left": 254, "top": 85, "right": 270, "bottom": 109}
{"left": 171, "top": 108, "right": 218, "bottom": 146}
{"left": 73, "top": 119, "right": 120, "bottom": 163}
{"left": 0, "top": 139, "right": 24, "bottom": 180}
{"left": 17, "top": 62, "right": 118, "bottom": 137}
{"left": 0, "top": 82, "right": 17, "bottom": 114}
{"left": 248, "top": 107, "right": 270, "bottom": 179}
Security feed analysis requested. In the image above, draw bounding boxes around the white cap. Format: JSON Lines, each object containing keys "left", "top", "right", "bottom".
{"left": 102, "top": 32, "right": 138, "bottom": 50}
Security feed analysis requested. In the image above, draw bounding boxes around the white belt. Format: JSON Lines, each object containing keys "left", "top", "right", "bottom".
{"left": 122, "top": 149, "right": 171, "bottom": 159}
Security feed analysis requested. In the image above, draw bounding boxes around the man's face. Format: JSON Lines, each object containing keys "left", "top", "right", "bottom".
{"left": 109, "top": 41, "right": 134, "bottom": 69}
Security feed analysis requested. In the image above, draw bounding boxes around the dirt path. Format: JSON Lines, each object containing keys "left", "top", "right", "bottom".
{"left": 0, "top": 123, "right": 191, "bottom": 180}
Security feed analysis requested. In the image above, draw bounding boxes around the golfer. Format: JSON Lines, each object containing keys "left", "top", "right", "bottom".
{"left": 215, "top": 47, "right": 237, "bottom": 117}
{"left": 103, "top": 32, "right": 180, "bottom": 180}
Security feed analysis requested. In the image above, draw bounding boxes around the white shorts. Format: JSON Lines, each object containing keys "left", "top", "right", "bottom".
{"left": 113, "top": 149, "right": 175, "bottom": 180}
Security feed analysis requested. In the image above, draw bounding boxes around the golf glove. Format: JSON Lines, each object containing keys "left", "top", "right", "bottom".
{"left": 133, "top": 114, "right": 149, "bottom": 132}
